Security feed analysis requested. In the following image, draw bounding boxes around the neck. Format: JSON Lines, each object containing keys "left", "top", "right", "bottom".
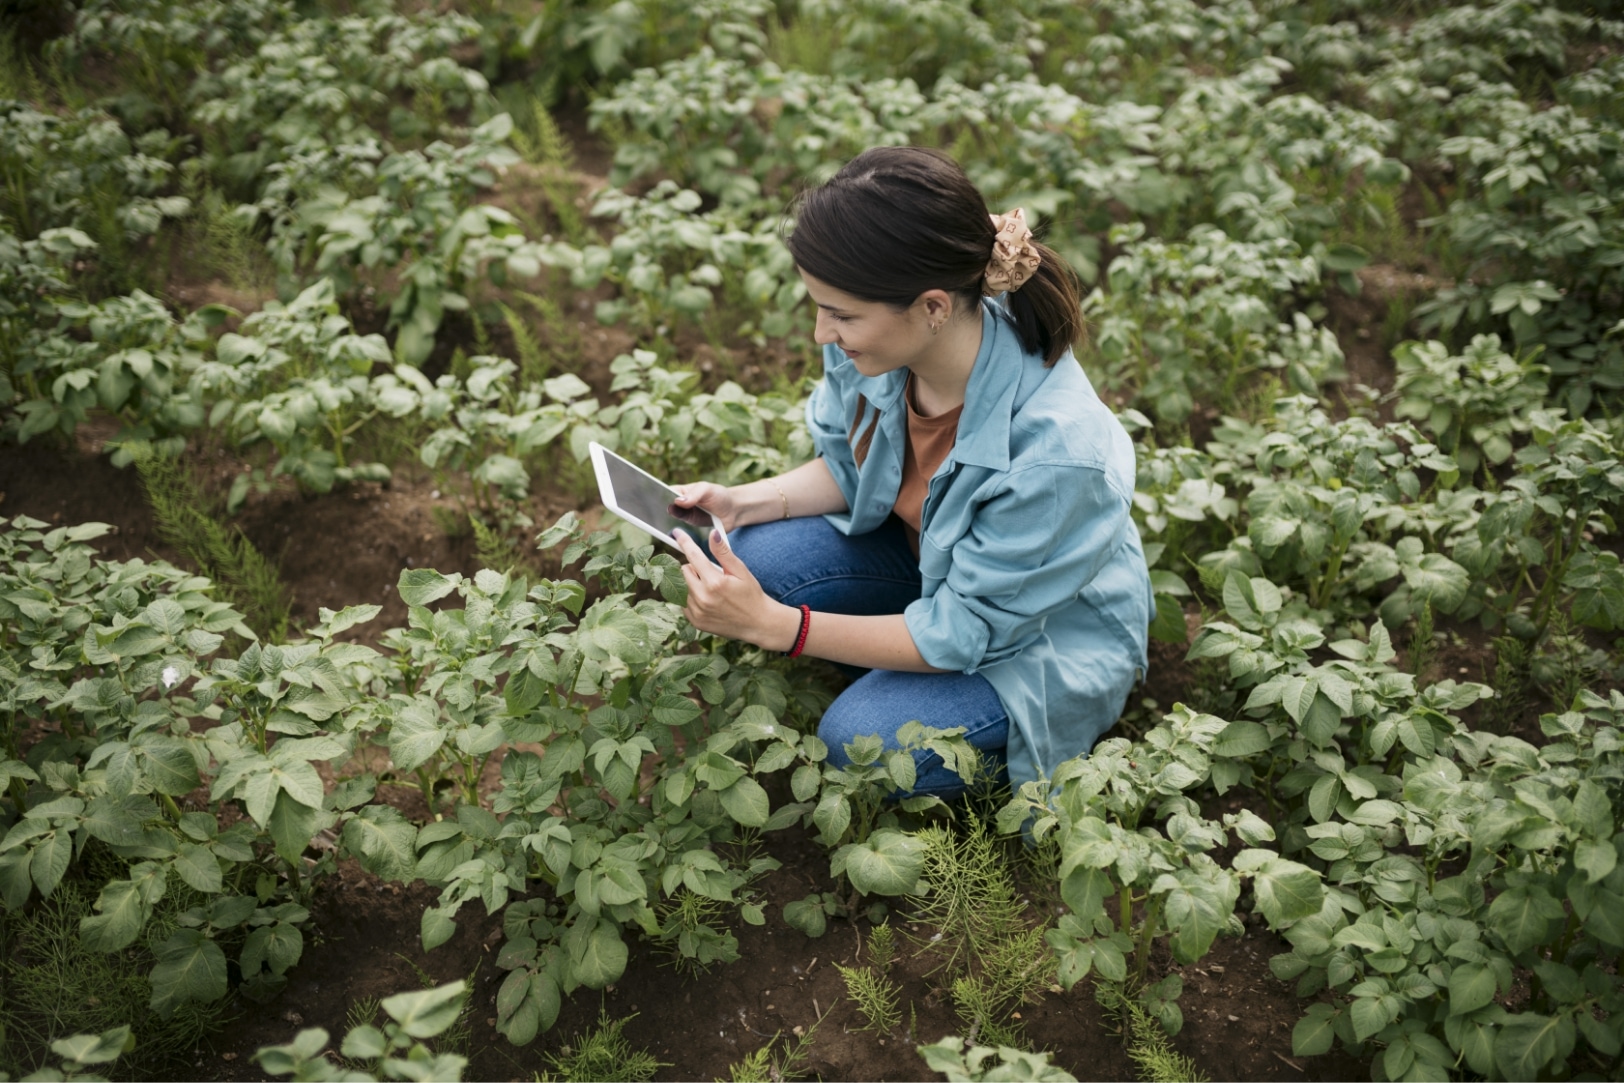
{"left": 909, "top": 309, "right": 982, "bottom": 417}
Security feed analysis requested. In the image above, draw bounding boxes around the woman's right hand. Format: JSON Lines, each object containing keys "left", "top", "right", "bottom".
{"left": 672, "top": 482, "right": 741, "bottom": 531}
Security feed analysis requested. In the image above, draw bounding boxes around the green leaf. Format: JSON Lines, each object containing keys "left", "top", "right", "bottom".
{"left": 267, "top": 791, "right": 329, "bottom": 865}
{"left": 1403, "top": 554, "right": 1469, "bottom": 612}
{"left": 390, "top": 700, "right": 448, "bottom": 771}
{"left": 577, "top": 602, "right": 652, "bottom": 665}
{"left": 1149, "top": 593, "right": 1188, "bottom": 644}
{"left": 1489, "top": 884, "right": 1564, "bottom": 953}
{"left": 51, "top": 1026, "right": 131, "bottom": 1067}
{"left": 0, "top": 848, "right": 31, "bottom": 910}
{"left": 1061, "top": 866, "right": 1113, "bottom": 918}
{"left": 1249, "top": 857, "right": 1323, "bottom": 927}
{"left": 30, "top": 830, "right": 71, "bottom": 897}
{"left": 318, "top": 604, "right": 382, "bottom": 636}
{"left": 421, "top": 907, "right": 457, "bottom": 952}
{"left": 139, "top": 739, "right": 201, "bottom": 795}
{"left": 1495, "top": 1012, "right": 1575, "bottom": 1080}
{"left": 1292, "top": 1005, "right": 1338, "bottom": 1057}
{"left": 497, "top": 969, "right": 560, "bottom": 1045}
{"left": 1567, "top": 549, "right": 1624, "bottom": 630}
{"left": 1575, "top": 839, "right": 1617, "bottom": 883}
{"left": 1321, "top": 243, "right": 1371, "bottom": 273}
{"left": 341, "top": 1024, "right": 388, "bottom": 1061}
{"left": 342, "top": 806, "right": 419, "bottom": 883}
{"left": 80, "top": 878, "right": 152, "bottom": 952}
{"left": 1449, "top": 962, "right": 1498, "bottom": 1014}
{"left": 382, "top": 980, "right": 468, "bottom": 1039}
{"left": 566, "top": 918, "right": 627, "bottom": 988}
{"left": 835, "top": 829, "right": 926, "bottom": 897}
{"left": 150, "top": 929, "right": 228, "bottom": 1014}
{"left": 1214, "top": 720, "right": 1271, "bottom": 757}
{"left": 173, "top": 844, "right": 224, "bottom": 894}
{"left": 717, "top": 776, "right": 770, "bottom": 828}
{"left": 1349, "top": 994, "right": 1395, "bottom": 1041}
{"left": 398, "top": 569, "right": 458, "bottom": 607}
{"left": 1161, "top": 871, "right": 1233, "bottom": 963}
{"left": 783, "top": 895, "right": 828, "bottom": 938}
{"left": 241, "top": 922, "right": 304, "bottom": 978}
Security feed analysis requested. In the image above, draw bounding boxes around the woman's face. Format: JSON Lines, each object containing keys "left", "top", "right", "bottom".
{"left": 799, "top": 271, "right": 936, "bottom": 378}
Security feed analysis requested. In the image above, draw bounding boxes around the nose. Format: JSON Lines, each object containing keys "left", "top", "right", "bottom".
{"left": 813, "top": 309, "right": 839, "bottom": 346}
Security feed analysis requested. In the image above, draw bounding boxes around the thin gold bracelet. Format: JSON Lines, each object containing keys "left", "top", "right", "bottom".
{"left": 767, "top": 479, "right": 790, "bottom": 520}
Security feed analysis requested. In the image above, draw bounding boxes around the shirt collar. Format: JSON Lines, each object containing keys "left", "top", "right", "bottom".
{"left": 949, "top": 302, "right": 1020, "bottom": 471}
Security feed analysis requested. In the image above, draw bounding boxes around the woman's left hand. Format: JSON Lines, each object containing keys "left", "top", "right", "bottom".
{"left": 672, "top": 529, "right": 800, "bottom": 651}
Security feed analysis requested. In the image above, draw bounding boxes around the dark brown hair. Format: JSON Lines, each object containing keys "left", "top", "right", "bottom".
{"left": 787, "top": 146, "right": 1083, "bottom": 366}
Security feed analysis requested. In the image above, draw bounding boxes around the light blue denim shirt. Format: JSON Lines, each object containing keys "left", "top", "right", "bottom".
{"left": 806, "top": 300, "right": 1153, "bottom": 789}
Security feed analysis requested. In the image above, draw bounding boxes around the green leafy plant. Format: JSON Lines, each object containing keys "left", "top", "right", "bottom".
{"left": 1391, "top": 335, "right": 1550, "bottom": 476}
{"left": 254, "top": 981, "right": 471, "bottom": 1082}
{"left": 0, "top": 1025, "right": 130, "bottom": 1083}
{"left": 1003, "top": 705, "right": 1322, "bottom": 1034}
{"left": 0, "top": 884, "right": 220, "bottom": 1079}
{"left": 131, "top": 444, "right": 290, "bottom": 642}
{"left": 540, "top": 1010, "right": 664, "bottom": 1083}
{"left": 719, "top": 1023, "right": 817, "bottom": 1083}
{"left": 836, "top": 958, "right": 902, "bottom": 1033}
{"left": 1096, "top": 981, "right": 1209, "bottom": 1083}
{"left": 917, "top": 1036, "right": 1077, "bottom": 1082}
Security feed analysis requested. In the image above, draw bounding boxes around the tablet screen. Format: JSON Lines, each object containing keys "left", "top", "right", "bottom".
{"left": 600, "top": 448, "right": 713, "bottom": 544}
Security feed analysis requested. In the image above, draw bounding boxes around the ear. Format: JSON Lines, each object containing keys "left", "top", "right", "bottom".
{"left": 916, "top": 288, "right": 956, "bottom": 325}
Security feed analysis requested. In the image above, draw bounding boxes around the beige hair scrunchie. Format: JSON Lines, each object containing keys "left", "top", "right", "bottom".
{"left": 983, "top": 208, "right": 1042, "bottom": 295}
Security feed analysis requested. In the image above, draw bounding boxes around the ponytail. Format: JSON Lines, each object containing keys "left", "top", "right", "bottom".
{"left": 1005, "top": 238, "right": 1084, "bottom": 367}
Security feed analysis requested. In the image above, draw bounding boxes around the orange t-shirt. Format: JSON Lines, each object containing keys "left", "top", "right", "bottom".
{"left": 895, "top": 376, "right": 963, "bottom": 556}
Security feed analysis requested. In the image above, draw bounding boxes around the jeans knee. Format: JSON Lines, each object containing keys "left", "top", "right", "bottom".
{"left": 817, "top": 698, "right": 875, "bottom": 768}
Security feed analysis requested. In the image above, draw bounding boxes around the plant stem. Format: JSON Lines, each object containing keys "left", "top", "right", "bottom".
{"left": 1133, "top": 895, "right": 1163, "bottom": 990}
{"left": 415, "top": 765, "right": 437, "bottom": 812}
{"left": 1555, "top": 910, "right": 1580, "bottom": 965}
{"left": 1532, "top": 514, "right": 1586, "bottom": 640}
{"left": 1314, "top": 539, "right": 1350, "bottom": 610}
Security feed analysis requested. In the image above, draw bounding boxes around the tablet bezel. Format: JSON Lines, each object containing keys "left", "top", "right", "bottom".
{"left": 589, "top": 441, "right": 726, "bottom": 555}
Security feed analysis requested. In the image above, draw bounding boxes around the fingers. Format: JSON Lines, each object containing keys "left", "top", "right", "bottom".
{"left": 708, "top": 528, "right": 752, "bottom": 581}
{"left": 671, "top": 527, "right": 705, "bottom": 566}
{"left": 669, "top": 527, "right": 719, "bottom": 576}
{"left": 674, "top": 482, "right": 715, "bottom": 507}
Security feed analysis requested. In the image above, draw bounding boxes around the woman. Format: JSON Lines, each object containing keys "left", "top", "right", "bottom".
{"left": 669, "top": 146, "right": 1152, "bottom": 797}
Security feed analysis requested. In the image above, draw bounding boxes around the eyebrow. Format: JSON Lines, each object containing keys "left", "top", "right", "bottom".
{"left": 814, "top": 302, "right": 852, "bottom": 314}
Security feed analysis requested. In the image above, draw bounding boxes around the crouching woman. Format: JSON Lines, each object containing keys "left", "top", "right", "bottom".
{"left": 669, "top": 146, "right": 1153, "bottom": 798}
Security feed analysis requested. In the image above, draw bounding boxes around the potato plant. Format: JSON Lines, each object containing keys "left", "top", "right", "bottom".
{"left": 0, "top": 518, "right": 357, "bottom": 1013}
{"left": 4, "top": 0, "right": 1624, "bottom": 1077}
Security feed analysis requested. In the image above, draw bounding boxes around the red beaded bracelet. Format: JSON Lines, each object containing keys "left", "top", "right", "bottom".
{"left": 785, "top": 604, "right": 812, "bottom": 659}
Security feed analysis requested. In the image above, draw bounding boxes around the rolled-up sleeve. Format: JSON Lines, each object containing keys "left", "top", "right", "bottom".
{"left": 804, "top": 346, "right": 861, "bottom": 508}
{"left": 905, "top": 462, "right": 1131, "bottom": 672}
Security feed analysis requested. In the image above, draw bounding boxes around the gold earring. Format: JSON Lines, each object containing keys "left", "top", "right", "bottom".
{"left": 930, "top": 321, "right": 941, "bottom": 334}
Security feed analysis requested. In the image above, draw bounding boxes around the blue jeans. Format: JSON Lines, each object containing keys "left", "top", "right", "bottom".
{"left": 730, "top": 515, "right": 1009, "bottom": 798}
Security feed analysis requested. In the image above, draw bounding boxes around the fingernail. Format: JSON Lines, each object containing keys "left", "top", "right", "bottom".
{"left": 710, "top": 529, "right": 723, "bottom": 545}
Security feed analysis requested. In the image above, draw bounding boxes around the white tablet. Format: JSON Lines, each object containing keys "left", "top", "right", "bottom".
{"left": 589, "top": 441, "right": 726, "bottom": 555}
